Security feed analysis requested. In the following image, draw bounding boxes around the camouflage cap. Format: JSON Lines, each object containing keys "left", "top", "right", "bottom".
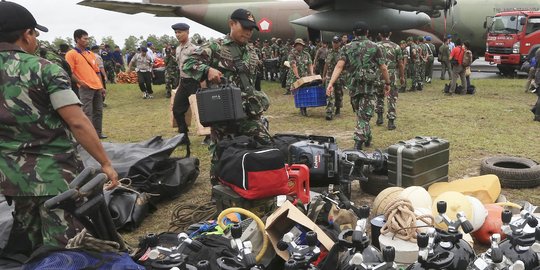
{"left": 0, "top": 1, "right": 48, "bottom": 32}
{"left": 417, "top": 36, "right": 424, "bottom": 41}
{"left": 230, "top": 8, "right": 259, "bottom": 31}
{"left": 406, "top": 36, "right": 414, "bottom": 42}
{"left": 294, "top": 38, "right": 305, "bottom": 46}
{"left": 400, "top": 40, "right": 406, "bottom": 44}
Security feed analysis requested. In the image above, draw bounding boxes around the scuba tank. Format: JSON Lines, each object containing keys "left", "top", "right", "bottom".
{"left": 277, "top": 230, "right": 320, "bottom": 270}
{"left": 468, "top": 234, "right": 526, "bottom": 270}
{"left": 497, "top": 209, "right": 539, "bottom": 270}
{"left": 338, "top": 205, "right": 396, "bottom": 270}
{"left": 407, "top": 201, "right": 476, "bottom": 270}
{"left": 216, "top": 224, "right": 263, "bottom": 270}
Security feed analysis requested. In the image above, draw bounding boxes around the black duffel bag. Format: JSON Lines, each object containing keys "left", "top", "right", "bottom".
{"left": 130, "top": 157, "right": 200, "bottom": 201}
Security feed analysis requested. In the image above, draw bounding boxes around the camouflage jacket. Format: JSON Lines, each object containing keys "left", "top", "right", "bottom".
{"left": 426, "top": 43, "right": 436, "bottom": 60}
{"left": 438, "top": 43, "right": 450, "bottom": 62}
{"left": 287, "top": 48, "right": 312, "bottom": 88}
{"left": 410, "top": 43, "right": 421, "bottom": 62}
{"left": 0, "top": 42, "right": 82, "bottom": 196}
{"left": 182, "top": 35, "right": 269, "bottom": 117}
{"left": 378, "top": 40, "right": 403, "bottom": 83}
{"left": 261, "top": 46, "right": 273, "bottom": 60}
{"left": 270, "top": 44, "right": 280, "bottom": 59}
{"left": 324, "top": 47, "right": 341, "bottom": 80}
{"left": 279, "top": 44, "right": 289, "bottom": 64}
{"left": 165, "top": 53, "right": 179, "bottom": 75}
{"left": 339, "top": 36, "right": 385, "bottom": 95}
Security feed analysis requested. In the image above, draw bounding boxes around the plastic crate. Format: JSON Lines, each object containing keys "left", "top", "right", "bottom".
{"left": 293, "top": 85, "right": 326, "bottom": 108}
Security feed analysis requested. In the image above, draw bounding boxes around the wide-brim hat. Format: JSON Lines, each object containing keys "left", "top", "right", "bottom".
{"left": 294, "top": 38, "right": 305, "bottom": 46}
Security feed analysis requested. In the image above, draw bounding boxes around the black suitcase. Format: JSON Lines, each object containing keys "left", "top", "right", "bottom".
{"left": 196, "top": 83, "right": 246, "bottom": 127}
{"left": 288, "top": 136, "right": 340, "bottom": 187}
{"left": 387, "top": 136, "right": 449, "bottom": 188}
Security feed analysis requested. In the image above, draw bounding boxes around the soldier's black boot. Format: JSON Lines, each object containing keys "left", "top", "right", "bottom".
{"left": 166, "top": 90, "right": 171, "bottom": 98}
{"left": 354, "top": 140, "right": 364, "bottom": 150}
{"left": 376, "top": 112, "right": 384, "bottom": 126}
{"left": 364, "top": 137, "right": 371, "bottom": 148}
{"left": 325, "top": 114, "right": 333, "bottom": 121}
{"left": 335, "top": 107, "right": 340, "bottom": 115}
{"left": 388, "top": 119, "right": 396, "bottom": 130}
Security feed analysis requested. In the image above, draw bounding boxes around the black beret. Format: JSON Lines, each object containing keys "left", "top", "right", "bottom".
{"left": 171, "top": 23, "right": 190, "bottom": 31}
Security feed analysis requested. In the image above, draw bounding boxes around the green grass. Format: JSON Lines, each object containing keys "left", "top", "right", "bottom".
{"left": 103, "top": 78, "right": 540, "bottom": 244}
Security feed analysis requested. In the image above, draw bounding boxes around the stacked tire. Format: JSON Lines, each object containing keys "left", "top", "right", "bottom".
{"left": 480, "top": 156, "right": 540, "bottom": 188}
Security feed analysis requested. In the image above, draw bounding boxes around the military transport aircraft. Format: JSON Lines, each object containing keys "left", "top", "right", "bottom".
{"left": 79, "top": 0, "right": 540, "bottom": 54}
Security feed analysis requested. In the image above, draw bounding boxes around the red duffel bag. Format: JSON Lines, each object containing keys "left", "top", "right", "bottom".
{"left": 215, "top": 136, "right": 289, "bottom": 200}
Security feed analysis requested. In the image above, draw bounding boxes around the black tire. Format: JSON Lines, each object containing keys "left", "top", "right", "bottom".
{"left": 480, "top": 156, "right": 540, "bottom": 188}
{"left": 361, "top": 171, "right": 391, "bottom": 196}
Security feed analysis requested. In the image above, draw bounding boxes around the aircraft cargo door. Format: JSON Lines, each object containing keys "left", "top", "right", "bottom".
{"left": 308, "top": 27, "right": 321, "bottom": 42}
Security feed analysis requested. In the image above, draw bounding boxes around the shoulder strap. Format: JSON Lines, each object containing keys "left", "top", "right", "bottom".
{"left": 75, "top": 49, "right": 96, "bottom": 70}
{"left": 230, "top": 44, "right": 254, "bottom": 95}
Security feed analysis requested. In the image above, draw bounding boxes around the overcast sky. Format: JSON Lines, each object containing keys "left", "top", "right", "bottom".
{"left": 11, "top": 0, "right": 224, "bottom": 47}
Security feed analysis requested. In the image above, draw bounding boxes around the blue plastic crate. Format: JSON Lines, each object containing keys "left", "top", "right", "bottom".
{"left": 293, "top": 85, "right": 327, "bottom": 108}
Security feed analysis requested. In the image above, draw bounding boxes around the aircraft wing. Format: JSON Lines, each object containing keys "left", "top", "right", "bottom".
{"left": 304, "top": 0, "right": 450, "bottom": 13}
{"left": 77, "top": 0, "right": 181, "bottom": 17}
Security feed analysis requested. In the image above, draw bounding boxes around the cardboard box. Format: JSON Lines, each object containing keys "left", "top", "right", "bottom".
{"left": 292, "top": 75, "right": 322, "bottom": 90}
{"left": 265, "top": 200, "right": 334, "bottom": 260}
{"left": 188, "top": 94, "right": 211, "bottom": 136}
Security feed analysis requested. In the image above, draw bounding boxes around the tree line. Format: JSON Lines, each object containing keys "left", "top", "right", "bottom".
{"left": 40, "top": 34, "right": 180, "bottom": 53}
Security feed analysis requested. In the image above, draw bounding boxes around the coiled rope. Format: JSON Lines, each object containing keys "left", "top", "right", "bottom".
{"left": 66, "top": 228, "right": 125, "bottom": 253}
{"left": 380, "top": 198, "right": 434, "bottom": 242}
{"left": 169, "top": 202, "right": 217, "bottom": 233}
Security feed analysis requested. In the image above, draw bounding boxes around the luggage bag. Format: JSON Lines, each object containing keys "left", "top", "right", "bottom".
{"left": 196, "top": 82, "right": 246, "bottom": 127}
{"left": 387, "top": 136, "right": 449, "bottom": 188}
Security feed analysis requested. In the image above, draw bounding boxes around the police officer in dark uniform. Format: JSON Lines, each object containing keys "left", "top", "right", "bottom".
{"left": 172, "top": 22, "right": 200, "bottom": 145}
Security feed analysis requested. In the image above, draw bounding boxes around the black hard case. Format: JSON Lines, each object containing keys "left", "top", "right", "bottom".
{"left": 196, "top": 84, "right": 246, "bottom": 127}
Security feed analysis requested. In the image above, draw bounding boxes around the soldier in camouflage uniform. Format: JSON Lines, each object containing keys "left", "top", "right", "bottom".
{"left": 287, "top": 38, "right": 314, "bottom": 116}
{"left": 278, "top": 39, "right": 290, "bottom": 90}
{"left": 424, "top": 36, "right": 436, "bottom": 83}
{"left": 100, "top": 44, "right": 116, "bottom": 83}
{"left": 253, "top": 40, "right": 264, "bottom": 91}
{"left": 327, "top": 22, "right": 390, "bottom": 150}
{"left": 261, "top": 40, "right": 273, "bottom": 80}
{"left": 183, "top": 8, "right": 271, "bottom": 184}
{"left": 322, "top": 36, "right": 344, "bottom": 120}
{"left": 375, "top": 30, "right": 405, "bottom": 130}
{"left": 164, "top": 45, "right": 179, "bottom": 98}
{"left": 0, "top": 1, "right": 118, "bottom": 256}
{"left": 399, "top": 40, "right": 409, "bottom": 92}
{"left": 409, "top": 37, "right": 422, "bottom": 91}
{"left": 416, "top": 36, "right": 428, "bottom": 90}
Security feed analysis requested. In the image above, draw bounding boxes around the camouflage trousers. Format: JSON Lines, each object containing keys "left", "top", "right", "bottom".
{"left": 326, "top": 82, "right": 343, "bottom": 117}
{"left": 425, "top": 57, "right": 434, "bottom": 82}
{"left": 9, "top": 196, "right": 81, "bottom": 255}
{"left": 208, "top": 116, "right": 273, "bottom": 182}
{"left": 412, "top": 60, "right": 424, "bottom": 89}
{"left": 375, "top": 83, "right": 398, "bottom": 120}
{"left": 165, "top": 71, "right": 179, "bottom": 94}
{"left": 104, "top": 61, "right": 116, "bottom": 83}
{"left": 350, "top": 91, "right": 375, "bottom": 143}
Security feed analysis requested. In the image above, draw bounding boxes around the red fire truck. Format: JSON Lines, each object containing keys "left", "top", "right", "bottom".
{"left": 484, "top": 11, "right": 540, "bottom": 75}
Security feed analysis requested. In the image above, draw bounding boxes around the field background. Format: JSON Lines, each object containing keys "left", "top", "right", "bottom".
{"left": 101, "top": 77, "right": 540, "bottom": 245}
